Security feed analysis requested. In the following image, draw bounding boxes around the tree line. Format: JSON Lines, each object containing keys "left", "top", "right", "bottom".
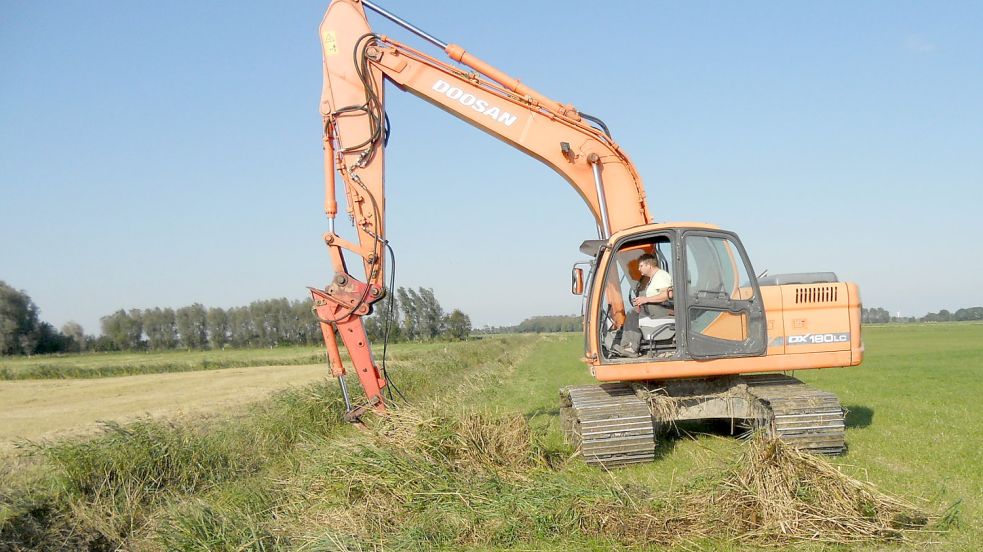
{"left": 362, "top": 287, "right": 471, "bottom": 343}
{"left": 506, "top": 306, "right": 983, "bottom": 333}
{"left": 470, "top": 315, "right": 582, "bottom": 335}
{"left": 515, "top": 315, "right": 582, "bottom": 333}
{"left": 1, "top": 281, "right": 472, "bottom": 356}
{"left": 0, "top": 282, "right": 81, "bottom": 355}
{"left": 98, "top": 299, "right": 322, "bottom": 351}
{"left": 862, "top": 306, "right": 983, "bottom": 324}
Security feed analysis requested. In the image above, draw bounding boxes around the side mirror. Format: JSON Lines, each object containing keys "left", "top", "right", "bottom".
{"left": 571, "top": 267, "right": 585, "bottom": 295}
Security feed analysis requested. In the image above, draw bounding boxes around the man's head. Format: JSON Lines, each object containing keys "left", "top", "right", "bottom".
{"left": 638, "top": 254, "right": 659, "bottom": 276}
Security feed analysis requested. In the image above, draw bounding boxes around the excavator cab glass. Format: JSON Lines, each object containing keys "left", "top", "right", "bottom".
{"left": 594, "top": 228, "right": 766, "bottom": 363}
{"left": 681, "top": 230, "right": 766, "bottom": 359}
{"left": 597, "top": 232, "right": 677, "bottom": 361}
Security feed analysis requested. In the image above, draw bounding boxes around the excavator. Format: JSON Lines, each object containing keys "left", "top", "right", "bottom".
{"left": 310, "top": 0, "right": 864, "bottom": 468}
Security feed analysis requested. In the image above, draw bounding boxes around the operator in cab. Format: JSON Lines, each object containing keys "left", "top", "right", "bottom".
{"left": 614, "top": 253, "right": 674, "bottom": 357}
{"left": 632, "top": 254, "right": 672, "bottom": 315}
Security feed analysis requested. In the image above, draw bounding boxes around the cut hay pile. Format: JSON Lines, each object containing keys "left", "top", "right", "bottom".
{"left": 295, "top": 408, "right": 938, "bottom": 548}
{"left": 693, "top": 436, "right": 932, "bottom": 545}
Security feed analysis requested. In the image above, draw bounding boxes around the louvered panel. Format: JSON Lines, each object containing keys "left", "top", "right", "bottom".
{"left": 795, "top": 285, "right": 839, "bottom": 304}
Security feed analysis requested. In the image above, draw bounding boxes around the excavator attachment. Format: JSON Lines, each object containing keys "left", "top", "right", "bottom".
{"left": 314, "top": 0, "right": 391, "bottom": 419}
{"left": 310, "top": 279, "right": 387, "bottom": 420}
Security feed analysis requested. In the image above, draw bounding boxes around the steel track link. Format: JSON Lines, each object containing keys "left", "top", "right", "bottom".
{"left": 560, "top": 383, "right": 656, "bottom": 468}
{"left": 742, "top": 374, "right": 847, "bottom": 454}
{"left": 560, "top": 374, "right": 846, "bottom": 468}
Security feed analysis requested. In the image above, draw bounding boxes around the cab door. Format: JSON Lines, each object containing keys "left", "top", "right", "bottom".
{"left": 681, "top": 230, "right": 767, "bottom": 359}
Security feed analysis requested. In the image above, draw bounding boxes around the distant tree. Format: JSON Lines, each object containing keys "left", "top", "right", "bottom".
{"left": 365, "top": 292, "right": 399, "bottom": 342}
{"left": 269, "top": 298, "right": 292, "bottom": 346}
{"left": 278, "top": 299, "right": 301, "bottom": 346}
{"left": 248, "top": 299, "right": 280, "bottom": 348}
{"left": 0, "top": 281, "right": 42, "bottom": 355}
{"left": 176, "top": 303, "right": 208, "bottom": 349}
{"left": 143, "top": 307, "right": 178, "bottom": 350}
{"left": 90, "top": 334, "right": 117, "bottom": 352}
{"left": 954, "top": 307, "right": 983, "bottom": 321}
{"left": 516, "top": 315, "right": 582, "bottom": 333}
{"left": 417, "top": 288, "right": 445, "bottom": 339}
{"left": 394, "top": 287, "right": 446, "bottom": 341}
{"left": 861, "top": 307, "right": 891, "bottom": 324}
{"left": 128, "top": 309, "right": 145, "bottom": 346}
{"left": 397, "top": 287, "right": 421, "bottom": 341}
{"left": 248, "top": 301, "right": 269, "bottom": 347}
{"left": 60, "top": 321, "right": 86, "bottom": 353}
{"left": 206, "top": 307, "right": 229, "bottom": 349}
{"left": 100, "top": 309, "right": 143, "bottom": 350}
{"left": 475, "top": 324, "right": 518, "bottom": 334}
{"left": 34, "top": 322, "right": 70, "bottom": 354}
{"left": 292, "top": 298, "right": 320, "bottom": 346}
{"left": 444, "top": 309, "right": 472, "bottom": 340}
{"left": 227, "top": 306, "right": 254, "bottom": 347}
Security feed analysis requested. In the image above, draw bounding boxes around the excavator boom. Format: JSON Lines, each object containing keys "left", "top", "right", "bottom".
{"left": 315, "top": 0, "right": 652, "bottom": 415}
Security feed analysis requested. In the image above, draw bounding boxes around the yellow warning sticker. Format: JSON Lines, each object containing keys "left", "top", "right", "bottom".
{"left": 323, "top": 30, "right": 339, "bottom": 56}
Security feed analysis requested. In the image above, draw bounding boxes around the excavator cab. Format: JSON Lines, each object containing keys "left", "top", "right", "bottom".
{"left": 581, "top": 224, "right": 767, "bottom": 365}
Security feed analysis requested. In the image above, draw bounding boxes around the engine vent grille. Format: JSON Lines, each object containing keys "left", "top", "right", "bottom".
{"left": 795, "top": 286, "right": 839, "bottom": 304}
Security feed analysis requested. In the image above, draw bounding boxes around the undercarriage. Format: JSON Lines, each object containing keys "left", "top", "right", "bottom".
{"left": 560, "top": 373, "right": 846, "bottom": 468}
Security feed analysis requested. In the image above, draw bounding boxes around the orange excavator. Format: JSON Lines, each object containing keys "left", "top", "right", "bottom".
{"left": 311, "top": 0, "right": 863, "bottom": 467}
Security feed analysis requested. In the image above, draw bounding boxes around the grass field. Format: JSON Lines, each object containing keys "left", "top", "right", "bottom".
{"left": 0, "top": 340, "right": 462, "bottom": 380}
{"left": 0, "top": 345, "right": 331, "bottom": 380}
{"left": 475, "top": 324, "right": 983, "bottom": 550}
{"left": 0, "top": 347, "right": 324, "bottom": 380}
{"left": 0, "top": 340, "right": 494, "bottom": 450}
{"left": 1, "top": 325, "right": 980, "bottom": 550}
{"left": 0, "top": 363, "right": 329, "bottom": 451}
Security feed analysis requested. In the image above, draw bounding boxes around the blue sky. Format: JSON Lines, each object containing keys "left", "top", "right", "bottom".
{"left": 1, "top": 1, "right": 981, "bottom": 335}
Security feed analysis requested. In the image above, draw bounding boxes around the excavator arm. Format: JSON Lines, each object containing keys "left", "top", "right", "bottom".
{"left": 314, "top": 0, "right": 652, "bottom": 417}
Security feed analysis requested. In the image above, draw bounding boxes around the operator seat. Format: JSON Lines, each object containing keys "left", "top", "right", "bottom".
{"left": 639, "top": 317, "right": 675, "bottom": 341}
{"left": 639, "top": 316, "right": 675, "bottom": 356}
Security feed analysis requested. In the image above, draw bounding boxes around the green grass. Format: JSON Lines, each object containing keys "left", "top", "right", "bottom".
{"left": 1, "top": 326, "right": 980, "bottom": 551}
{"left": 474, "top": 324, "right": 983, "bottom": 551}
{"left": 795, "top": 323, "right": 983, "bottom": 551}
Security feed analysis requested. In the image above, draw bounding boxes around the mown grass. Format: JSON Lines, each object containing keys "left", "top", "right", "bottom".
{"left": 0, "top": 340, "right": 459, "bottom": 380}
{"left": 2, "top": 325, "right": 979, "bottom": 551}
{"left": 0, "top": 346, "right": 327, "bottom": 380}
{"left": 0, "top": 335, "right": 539, "bottom": 550}
{"left": 0, "top": 378, "right": 345, "bottom": 549}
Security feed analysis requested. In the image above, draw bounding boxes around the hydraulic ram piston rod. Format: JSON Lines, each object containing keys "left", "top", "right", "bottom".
{"left": 589, "top": 154, "right": 611, "bottom": 238}
{"left": 362, "top": 0, "right": 448, "bottom": 49}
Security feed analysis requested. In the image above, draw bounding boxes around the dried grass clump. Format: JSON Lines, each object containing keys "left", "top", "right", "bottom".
{"left": 573, "top": 486, "right": 706, "bottom": 546}
{"left": 632, "top": 385, "right": 679, "bottom": 425}
{"left": 301, "top": 408, "right": 573, "bottom": 547}
{"left": 370, "top": 409, "right": 543, "bottom": 475}
{"left": 695, "top": 435, "right": 932, "bottom": 544}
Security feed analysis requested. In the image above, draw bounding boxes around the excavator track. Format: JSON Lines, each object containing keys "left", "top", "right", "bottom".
{"left": 742, "top": 374, "right": 847, "bottom": 454}
{"left": 560, "top": 384, "right": 656, "bottom": 468}
{"left": 561, "top": 374, "right": 846, "bottom": 468}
